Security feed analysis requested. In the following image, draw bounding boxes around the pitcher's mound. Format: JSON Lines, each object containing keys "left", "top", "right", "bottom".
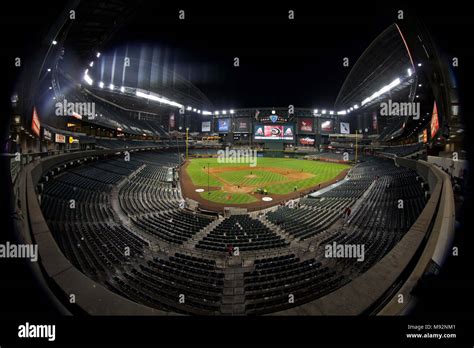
{"left": 245, "top": 174, "right": 257, "bottom": 179}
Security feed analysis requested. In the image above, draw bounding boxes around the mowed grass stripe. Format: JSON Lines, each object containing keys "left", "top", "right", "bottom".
{"left": 186, "top": 162, "right": 222, "bottom": 187}
{"left": 199, "top": 191, "right": 258, "bottom": 204}
{"left": 218, "top": 170, "right": 287, "bottom": 186}
{"left": 268, "top": 165, "right": 346, "bottom": 194}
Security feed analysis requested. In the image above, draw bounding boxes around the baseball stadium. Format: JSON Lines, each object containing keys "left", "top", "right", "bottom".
{"left": 2, "top": 1, "right": 469, "bottom": 324}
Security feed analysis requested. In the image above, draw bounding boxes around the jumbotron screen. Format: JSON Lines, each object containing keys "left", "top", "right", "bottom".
{"left": 254, "top": 124, "right": 294, "bottom": 140}
{"left": 217, "top": 118, "right": 230, "bottom": 132}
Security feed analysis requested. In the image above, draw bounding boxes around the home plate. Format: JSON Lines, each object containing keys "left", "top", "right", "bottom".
{"left": 195, "top": 189, "right": 205, "bottom": 193}
{"left": 262, "top": 197, "right": 273, "bottom": 202}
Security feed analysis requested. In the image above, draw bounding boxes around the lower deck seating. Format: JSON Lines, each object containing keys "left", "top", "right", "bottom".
{"left": 197, "top": 215, "right": 289, "bottom": 252}
{"left": 119, "top": 179, "right": 182, "bottom": 215}
{"left": 38, "top": 152, "right": 428, "bottom": 315}
{"left": 266, "top": 197, "right": 355, "bottom": 239}
{"left": 105, "top": 253, "right": 224, "bottom": 314}
{"left": 131, "top": 210, "right": 214, "bottom": 244}
{"left": 244, "top": 254, "right": 348, "bottom": 314}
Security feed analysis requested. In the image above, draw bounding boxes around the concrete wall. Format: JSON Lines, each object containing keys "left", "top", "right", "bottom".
{"left": 427, "top": 155, "right": 467, "bottom": 178}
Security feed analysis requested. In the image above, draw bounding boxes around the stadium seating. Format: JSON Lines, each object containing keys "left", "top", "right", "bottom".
{"left": 105, "top": 253, "right": 225, "bottom": 314}
{"left": 266, "top": 198, "right": 355, "bottom": 239}
{"left": 196, "top": 215, "right": 290, "bottom": 252}
{"left": 131, "top": 210, "right": 214, "bottom": 244}
{"left": 244, "top": 254, "right": 348, "bottom": 314}
{"left": 38, "top": 150, "right": 428, "bottom": 314}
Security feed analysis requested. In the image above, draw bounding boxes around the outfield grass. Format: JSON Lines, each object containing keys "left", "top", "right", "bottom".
{"left": 199, "top": 190, "right": 258, "bottom": 204}
{"left": 218, "top": 169, "right": 287, "bottom": 186}
{"left": 186, "top": 157, "right": 350, "bottom": 205}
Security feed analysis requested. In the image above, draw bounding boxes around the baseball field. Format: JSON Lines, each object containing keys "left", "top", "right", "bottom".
{"left": 183, "top": 157, "right": 350, "bottom": 206}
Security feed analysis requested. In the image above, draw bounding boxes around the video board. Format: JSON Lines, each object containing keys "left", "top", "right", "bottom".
{"left": 254, "top": 124, "right": 294, "bottom": 140}
{"left": 217, "top": 118, "right": 230, "bottom": 133}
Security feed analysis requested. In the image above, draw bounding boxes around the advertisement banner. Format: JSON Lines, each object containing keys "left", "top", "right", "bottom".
{"left": 43, "top": 128, "right": 52, "bottom": 141}
{"left": 320, "top": 120, "right": 333, "bottom": 133}
{"left": 169, "top": 113, "right": 175, "bottom": 129}
{"left": 372, "top": 111, "right": 378, "bottom": 131}
{"left": 234, "top": 118, "right": 250, "bottom": 132}
{"left": 55, "top": 133, "right": 66, "bottom": 144}
{"left": 298, "top": 118, "right": 313, "bottom": 133}
{"left": 340, "top": 122, "right": 350, "bottom": 134}
{"left": 299, "top": 137, "right": 315, "bottom": 145}
{"left": 202, "top": 121, "right": 211, "bottom": 132}
{"left": 430, "top": 101, "right": 439, "bottom": 139}
{"left": 32, "top": 107, "right": 41, "bottom": 137}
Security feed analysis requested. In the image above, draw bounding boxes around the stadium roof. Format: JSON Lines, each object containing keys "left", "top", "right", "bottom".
{"left": 335, "top": 24, "right": 416, "bottom": 111}
{"left": 52, "top": 0, "right": 213, "bottom": 112}
{"left": 59, "top": 0, "right": 136, "bottom": 60}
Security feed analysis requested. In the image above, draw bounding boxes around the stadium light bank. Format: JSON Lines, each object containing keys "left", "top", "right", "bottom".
{"left": 361, "top": 78, "right": 401, "bottom": 106}
{"left": 135, "top": 90, "right": 183, "bottom": 109}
